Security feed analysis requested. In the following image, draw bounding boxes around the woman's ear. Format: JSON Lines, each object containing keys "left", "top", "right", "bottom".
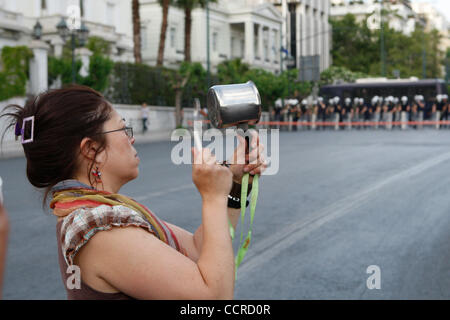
{"left": 80, "top": 137, "right": 102, "bottom": 163}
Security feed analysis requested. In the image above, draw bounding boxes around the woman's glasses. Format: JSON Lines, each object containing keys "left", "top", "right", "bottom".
{"left": 98, "top": 127, "right": 134, "bottom": 139}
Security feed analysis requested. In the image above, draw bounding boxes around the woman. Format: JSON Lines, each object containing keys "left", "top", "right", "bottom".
{"left": 0, "top": 85, "right": 266, "bottom": 299}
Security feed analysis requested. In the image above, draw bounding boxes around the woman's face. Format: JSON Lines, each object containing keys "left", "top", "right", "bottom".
{"left": 100, "top": 109, "right": 140, "bottom": 186}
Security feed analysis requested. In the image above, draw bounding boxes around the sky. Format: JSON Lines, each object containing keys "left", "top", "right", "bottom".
{"left": 411, "top": 0, "right": 450, "bottom": 22}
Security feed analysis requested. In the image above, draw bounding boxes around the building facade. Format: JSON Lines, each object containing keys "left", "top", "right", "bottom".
{"left": 269, "top": 0, "right": 332, "bottom": 79}
{"left": 411, "top": 2, "right": 450, "bottom": 54}
{"left": 330, "top": 0, "right": 417, "bottom": 36}
{"left": 140, "top": 0, "right": 284, "bottom": 73}
{"left": 0, "top": 0, "right": 134, "bottom": 62}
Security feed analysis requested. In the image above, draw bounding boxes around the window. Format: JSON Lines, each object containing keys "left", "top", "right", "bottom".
{"left": 79, "top": 0, "right": 84, "bottom": 17}
{"left": 212, "top": 32, "right": 218, "bottom": 52}
{"left": 141, "top": 26, "right": 147, "bottom": 50}
{"left": 170, "top": 27, "right": 176, "bottom": 48}
{"left": 107, "top": 2, "right": 115, "bottom": 25}
{"left": 231, "top": 36, "right": 235, "bottom": 57}
{"left": 41, "top": 0, "right": 48, "bottom": 15}
{"left": 240, "top": 39, "right": 245, "bottom": 58}
{"left": 273, "top": 30, "right": 278, "bottom": 57}
{"left": 264, "top": 39, "right": 269, "bottom": 61}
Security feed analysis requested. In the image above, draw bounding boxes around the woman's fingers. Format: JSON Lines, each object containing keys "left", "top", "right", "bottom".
{"left": 249, "top": 129, "right": 259, "bottom": 149}
{"left": 244, "top": 143, "right": 267, "bottom": 175}
{"left": 192, "top": 147, "right": 215, "bottom": 165}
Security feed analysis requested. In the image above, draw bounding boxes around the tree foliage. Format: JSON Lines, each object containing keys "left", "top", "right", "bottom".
{"left": 0, "top": 46, "right": 33, "bottom": 101}
{"left": 216, "top": 59, "right": 312, "bottom": 110}
{"left": 330, "top": 13, "right": 445, "bottom": 79}
{"left": 107, "top": 57, "right": 311, "bottom": 112}
{"left": 48, "top": 36, "right": 114, "bottom": 93}
{"left": 320, "top": 66, "right": 368, "bottom": 85}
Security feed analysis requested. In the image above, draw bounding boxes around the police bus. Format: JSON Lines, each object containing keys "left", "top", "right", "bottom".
{"left": 319, "top": 78, "right": 448, "bottom": 103}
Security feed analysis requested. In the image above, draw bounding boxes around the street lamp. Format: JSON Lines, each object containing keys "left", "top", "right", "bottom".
{"left": 56, "top": 17, "right": 90, "bottom": 83}
{"left": 32, "top": 21, "right": 43, "bottom": 40}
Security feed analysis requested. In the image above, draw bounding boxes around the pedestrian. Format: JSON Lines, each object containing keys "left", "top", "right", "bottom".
{"left": 0, "top": 177, "right": 8, "bottom": 300}
{"left": 0, "top": 85, "right": 267, "bottom": 300}
{"left": 141, "top": 102, "right": 149, "bottom": 134}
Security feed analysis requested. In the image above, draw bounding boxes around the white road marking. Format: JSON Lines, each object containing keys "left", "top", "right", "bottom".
{"left": 133, "top": 183, "right": 195, "bottom": 201}
{"left": 236, "top": 150, "right": 450, "bottom": 279}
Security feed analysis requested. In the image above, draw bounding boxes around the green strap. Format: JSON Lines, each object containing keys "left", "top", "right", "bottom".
{"left": 228, "top": 173, "right": 259, "bottom": 280}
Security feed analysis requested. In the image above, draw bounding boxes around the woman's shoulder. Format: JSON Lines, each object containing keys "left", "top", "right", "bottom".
{"left": 59, "top": 204, "right": 157, "bottom": 266}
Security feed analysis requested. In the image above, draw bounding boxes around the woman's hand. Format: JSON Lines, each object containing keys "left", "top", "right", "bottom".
{"left": 228, "top": 129, "right": 267, "bottom": 184}
{"left": 192, "top": 147, "right": 233, "bottom": 201}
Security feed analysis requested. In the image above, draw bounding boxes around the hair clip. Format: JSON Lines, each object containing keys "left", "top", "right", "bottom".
{"left": 21, "top": 116, "right": 35, "bottom": 144}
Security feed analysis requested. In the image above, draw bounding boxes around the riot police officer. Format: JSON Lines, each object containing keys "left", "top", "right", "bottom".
{"left": 317, "top": 97, "right": 327, "bottom": 130}
{"left": 334, "top": 96, "right": 342, "bottom": 130}
{"left": 400, "top": 96, "right": 410, "bottom": 130}
{"left": 442, "top": 94, "right": 449, "bottom": 128}
{"left": 343, "top": 97, "right": 352, "bottom": 130}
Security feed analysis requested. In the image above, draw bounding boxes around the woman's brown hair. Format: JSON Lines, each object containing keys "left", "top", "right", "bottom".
{"left": 0, "top": 85, "right": 113, "bottom": 210}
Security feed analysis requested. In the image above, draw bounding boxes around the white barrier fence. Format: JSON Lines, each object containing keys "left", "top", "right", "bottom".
{"left": 0, "top": 97, "right": 270, "bottom": 158}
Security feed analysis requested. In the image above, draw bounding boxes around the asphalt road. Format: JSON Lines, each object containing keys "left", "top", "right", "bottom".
{"left": 1, "top": 129, "right": 450, "bottom": 299}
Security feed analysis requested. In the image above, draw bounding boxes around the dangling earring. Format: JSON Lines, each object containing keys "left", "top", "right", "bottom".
{"left": 92, "top": 166, "right": 103, "bottom": 190}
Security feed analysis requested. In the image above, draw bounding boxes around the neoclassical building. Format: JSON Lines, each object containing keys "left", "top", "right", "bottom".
{"left": 140, "top": 0, "right": 284, "bottom": 73}
{"left": 0, "top": 0, "right": 134, "bottom": 62}
{"left": 269, "top": 0, "right": 332, "bottom": 77}
{"left": 0, "top": 0, "right": 333, "bottom": 77}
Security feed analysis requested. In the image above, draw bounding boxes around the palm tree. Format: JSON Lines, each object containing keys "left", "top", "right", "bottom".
{"left": 175, "top": 0, "right": 217, "bottom": 62}
{"left": 132, "top": 0, "right": 142, "bottom": 64}
{"left": 157, "top": 0, "right": 171, "bottom": 66}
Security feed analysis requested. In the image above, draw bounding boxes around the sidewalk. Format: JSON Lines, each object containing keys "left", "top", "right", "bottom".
{"left": 0, "top": 129, "right": 175, "bottom": 159}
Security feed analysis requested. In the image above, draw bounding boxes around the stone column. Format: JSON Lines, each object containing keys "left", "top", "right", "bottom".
{"left": 52, "top": 37, "right": 65, "bottom": 58}
{"left": 267, "top": 28, "right": 273, "bottom": 64}
{"left": 257, "top": 24, "right": 263, "bottom": 62}
{"left": 244, "top": 21, "right": 254, "bottom": 64}
{"left": 75, "top": 47, "right": 93, "bottom": 77}
{"left": 29, "top": 40, "right": 50, "bottom": 96}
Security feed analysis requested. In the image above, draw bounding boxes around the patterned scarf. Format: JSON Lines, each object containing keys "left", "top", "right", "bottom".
{"left": 49, "top": 179, "right": 181, "bottom": 252}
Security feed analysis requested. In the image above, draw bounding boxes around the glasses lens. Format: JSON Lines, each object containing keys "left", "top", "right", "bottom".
{"left": 127, "top": 127, "right": 133, "bottom": 138}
